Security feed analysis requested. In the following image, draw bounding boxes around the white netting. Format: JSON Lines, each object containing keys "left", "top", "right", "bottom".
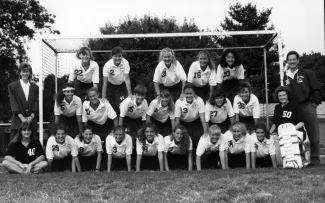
{"left": 41, "top": 41, "right": 56, "bottom": 78}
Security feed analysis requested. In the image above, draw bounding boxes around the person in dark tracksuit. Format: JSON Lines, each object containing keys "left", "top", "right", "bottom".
{"left": 283, "top": 50, "right": 322, "bottom": 166}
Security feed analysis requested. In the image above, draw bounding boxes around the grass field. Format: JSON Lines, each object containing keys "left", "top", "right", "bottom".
{"left": 1, "top": 162, "right": 325, "bottom": 203}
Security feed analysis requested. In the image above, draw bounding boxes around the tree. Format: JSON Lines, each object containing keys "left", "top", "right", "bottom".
{"left": 0, "top": 0, "right": 59, "bottom": 122}
{"left": 89, "top": 15, "right": 216, "bottom": 102}
{"left": 218, "top": 2, "right": 280, "bottom": 102}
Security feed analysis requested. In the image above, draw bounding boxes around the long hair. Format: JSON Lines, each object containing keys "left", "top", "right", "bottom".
{"left": 137, "top": 123, "right": 158, "bottom": 145}
{"left": 219, "top": 50, "right": 242, "bottom": 68}
{"left": 55, "top": 83, "right": 74, "bottom": 107}
{"left": 76, "top": 47, "right": 94, "bottom": 60}
{"left": 78, "top": 125, "right": 94, "bottom": 142}
{"left": 171, "top": 125, "right": 190, "bottom": 154}
{"left": 255, "top": 123, "right": 270, "bottom": 139}
{"left": 158, "top": 48, "right": 177, "bottom": 66}
{"left": 159, "top": 89, "right": 174, "bottom": 112}
{"left": 11, "top": 122, "right": 35, "bottom": 143}
{"left": 209, "top": 89, "right": 227, "bottom": 106}
{"left": 197, "top": 50, "right": 215, "bottom": 70}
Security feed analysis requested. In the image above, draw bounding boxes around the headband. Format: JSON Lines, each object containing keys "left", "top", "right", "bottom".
{"left": 62, "top": 87, "right": 75, "bottom": 91}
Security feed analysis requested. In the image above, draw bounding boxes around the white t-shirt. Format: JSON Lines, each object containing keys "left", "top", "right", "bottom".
{"left": 216, "top": 64, "right": 244, "bottom": 84}
{"left": 187, "top": 61, "right": 217, "bottom": 87}
{"left": 153, "top": 61, "right": 187, "bottom": 87}
{"left": 220, "top": 130, "right": 250, "bottom": 154}
{"left": 105, "top": 134, "right": 133, "bottom": 158}
{"left": 82, "top": 99, "right": 117, "bottom": 125}
{"left": 20, "top": 79, "right": 30, "bottom": 101}
{"left": 103, "top": 58, "right": 130, "bottom": 85}
{"left": 196, "top": 135, "right": 224, "bottom": 156}
{"left": 74, "top": 134, "right": 102, "bottom": 157}
{"left": 120, "top": 97, "right": 148, "bottom": 120}
{"left": 249, "top": 133, "right": 276, "bottom": 158}
{"left": 164, "top": 136, "right": 193, "bottom": 155}
{"left": 136, "top": 134, "right": 164, "bottom": 156}
{"left": 46, "top": 135, "right": 78, "bottom": 160}
{"left": 233, "top": 94, "right": 260, "bottom": 118}
{"left": 175, "top": 97, "right": 205, "bottom": 122}
{"left": 147, "top": 99, "right": 175, "bottom": 123}
{"left": 54, "top": 95, "right": 82, "bottom": 117}
{"left": 205, "top": 98, "right": 234, "bottom": 123}
{"left": 69, "top": 60, "right": 99, "bottom": 84}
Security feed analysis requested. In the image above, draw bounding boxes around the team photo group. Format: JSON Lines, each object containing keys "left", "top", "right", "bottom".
{"left": 2, "top": 45, "right": 322, "bottom": 174}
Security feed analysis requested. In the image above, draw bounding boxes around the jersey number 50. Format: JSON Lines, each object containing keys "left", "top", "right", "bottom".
{"left": 282, "top": 111, "right": 292, "bottom": 118}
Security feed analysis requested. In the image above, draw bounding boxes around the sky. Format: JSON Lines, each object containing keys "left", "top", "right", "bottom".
{"left": 27, "top": 0, "right": 325, "bottom": 74}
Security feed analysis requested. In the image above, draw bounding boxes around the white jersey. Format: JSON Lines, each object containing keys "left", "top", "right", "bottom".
{"left": 82, "top": 99, "right": 117, "bottom": 125}
{"left": 187, "top": 61, "right": 217, "bottom": 87}
{"left": 136, "top": 134, "right": 164, "bottom": 156}
{"left": 249, "top": 133, "right": 275, "bottom": 158}
{"left": 220, "top": 130, "right": 250, "bottom": 154}
{"left": 46, "top": 135, "right": 78, "bottom": 160}
{"left": 164, "top": 136, "right": 193, "bottom": 155}
{"left": 54, "top": 95, "right": 82, "bottom": 117}
{"left": 74, "top": 134, "right": 102, "bottom": 157}
{"left": 205, "top": 98, "right": 234, "bottom": 123}
{"left": 153, "top": 61, "right": 187, "bottom": 87}
{"left": 175, "top": 97, "right": 205, "bottom": 122}
{"left": 147, "top": 99, "right": 175, "bottom": 123}
{"left": 105, "top": 134, "right": 133, "bottom": 158}
{"left": 103, "top": 58, "right": 130, "bottom": 85}
{"left": 69, "top": 60, "right": 99, "bottom": 84}
{"left": 233, "top": 94, "right": 260, "bottom": 118}
{"left": 196, "top": 135, "right": 224, "bottom": 156}
{"left": 120, "top": 97, "right": 148, "bottom": 120}
{"left": 216, "top": 64, "right": 244, "bottom": 84}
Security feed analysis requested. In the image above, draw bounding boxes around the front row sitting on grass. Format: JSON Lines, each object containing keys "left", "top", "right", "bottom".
{"left": 3, "top": 120, "right": 308, "bottom": 173}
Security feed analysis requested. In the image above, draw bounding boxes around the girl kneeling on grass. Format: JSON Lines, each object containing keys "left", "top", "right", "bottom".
{"left": 196, "top": 125, "right": 226, "bottom": 171}
{"left": 220, "top": 122, "right": 251, "bottom": 169}
{"left": 136, "top": 123, "right": 164, "bottom": 171}
{"left": 46, "top": 124, "right": 80, "bottom": 172}
{"left": 164, "top": 125, "right": 193, "bottom": 171}
{"left": 74, "top": 125, "right": 102, "bottom": 172}
{"left": 2, "top": 122, "right": 48, "bottom": 174}
{"left": 250, "top": 123, "right": 277, "bottom": 168}
{"left": 106, "top": 125, "right": 133, "bottom": 173}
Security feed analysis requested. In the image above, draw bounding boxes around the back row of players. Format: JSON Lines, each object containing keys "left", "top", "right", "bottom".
{"left": 4, "top": 46, "right": 319, "bottom": 173}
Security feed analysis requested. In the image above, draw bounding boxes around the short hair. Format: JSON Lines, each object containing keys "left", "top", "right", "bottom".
{"left": 18, "top": 62, "right": 33, "bottom": 81}
{"left": 239, "top": 82, "right": 252, "bottom": 93}
{"left": 219, "top": 50, "right": 242, "bottom": 68}
{"left": 133, "top": 84, "right": 147, "bottom": 96}
{"left": 87, "top": 86, "right": 100, "bottom": 96}
{"left": 286, "top": 50, "right": 300, "bottom": 60}
{"left": 78, "top": 125, "right": 94, "bottom": 142}
{"left": 76, "top": 47, "right": 94, "bottom": 60}
{"left": 158, "top": 48, "right": 177, "bottom": 66}
{"left": 209, "top": 125, "right": 221, "bottom": 135}
{"left": 113, "top": 125, "right": 125, "bottom": 134}
{"left": 273, "top": 86, "right": 293, "bottom": 103}
{"left": 111, "top": 47, "right": 123, "bottom": 56}
{"left": 197, "top": 50, "right": 215, "bottom": 70}
{"left": 255, "top": 123, "right": 270, "bottom": 139}
{"left": 50, "top": 124, "right": 67, "bottom": 135}
{"left": 209, "top": 89, "right": 226, "bottom": 106}
{"left": 183, "top": 83, "right": 195, "bottom": 94}
{"left": 230, "top": 121, "right": 247, "bottom": 136}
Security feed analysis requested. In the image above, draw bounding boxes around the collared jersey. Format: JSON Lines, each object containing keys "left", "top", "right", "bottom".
{"left": 205, "top": 98, "right": 234, "bottom": 123}
{"left": 6, "top": 139, "right": 45, "bottom": 164}
{"left": 272, "top": 101, "right": 304, "bottom": 129}
{"left": 164, "top": 136, "right": 193, "bottom": 155}
{"left": 105, "top": 134, "right": 133, "bottom": 158}
{"left": 233, "top": 94, "right": 260, "bottom": 118}
{"left": 249, "top": 133, "right": 275, "bottom": 158}
{"left": 46, "top": 135, "right": 78, "bottom": 160}
{"left": 196, "top": 135, "right": 224, "bottom": 156}
{"left": 147, "top": 98, "right": 175, "bottom": 123}
{"left": 175, "top": 97, "right": 205, "bottom": 122}
{"left": 136, "top": 134, "right": 164, "bottom": 156}
{"left": 20, "top": 79, "right": 30, "bottom": 101}
{"left": 187, "top": 61, "right": 217, "bottom": 87}
{"left": 153, "top": 61, "right": 187, "bottom": 87}
{"left": 216, "top": 64, "right": 245, "bottom": 84}
{"left": 82, "top": 99, "right": 117, "bottom": 125}
{"left": 220, "top": 130, "right": 250, "bottom": 154}
{"left": 74, "top": 134, "right": 102, "bottom": 157}
{"left": 69, "top": 60, "right": 99, "bottom": 84}
{"left": 54, "top": 95, "right": 82, "bottom": 117}
{"left": 120, "top": 97, "right": 148, "bottom": 120}
{"left": 103, "top": 58, "right": 130, "bottom": 85}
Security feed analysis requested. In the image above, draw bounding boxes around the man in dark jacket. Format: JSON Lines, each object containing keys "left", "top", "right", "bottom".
{"left": 283, "top": 50, "right": 322, "bottom": 166}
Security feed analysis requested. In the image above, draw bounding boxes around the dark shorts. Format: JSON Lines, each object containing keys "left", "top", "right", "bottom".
{"left": 220, "top": 79, "right": 241, "bottom": 104}
{"left": 228, "top": 153, "right": 246, "bottom": 168}
{"left": 239, "top": 116, "right": 255, "bottom": 133}
{"left": 49, "top": 114, "right": 80, "bottom": 138}
{"left": 200, "top": 151, "right": 221, "bottom": 169}
{"left": 255, "top": 155, "right": 273, "bottom": 168}
{"left": 139, "top": 154, "right": 160, "bottom": 171}
{"left": 151, "top": 117, "right": 173, "bottom": 137}
{"left": 73, "top": 79, "right": 93, "bottom": 102}
{"left": 193, "top": 84, "right": 212, "bottom": 103}
{"left": 111, "top": 157, "right": 128, "bottom": 171}
{"left": 160, "top": 83, "right": 182, "bottom": 102}
{"left": 51, "top": 155, "right": 72, "bottom": 172}
{"left": 167, "top": 153, "right": 188, "bottom": 170}
{"left": 180, "top": 118, "right": 204, "bottom": 150}
{"left": 106, "top": 81, "right": 127, "bottom": 114}
{"left": 78, "top": 154, "right": 98, "bottom": 171}
{"left": 209, "top": 118, "right": 231, "bottom": 134}
{"left": 123, "top": 117, "right": 144, "bottom": 138}
{"left": 87, "top": 119, "right": 114, "bottom": 141}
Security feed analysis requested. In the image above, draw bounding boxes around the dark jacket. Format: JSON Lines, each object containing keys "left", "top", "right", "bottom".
{"left": 283, "top": 66, "right": 321, "bottom": 105}
{"left": 8, "top": 81, "right": 39, "bottom": 130}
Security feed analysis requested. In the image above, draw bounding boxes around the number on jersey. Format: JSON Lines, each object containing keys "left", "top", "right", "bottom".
{"left": 74, "top": 70, "right": 83, "bottom": 76}
{"left": 210, "top": 111, "right": 218, "bottom": 117}
{"left": 194, "top": 72, "right": 201, "bottom": 78}
{"left": 161, "top": 70, "right": 166, "bottom": 77}
{"left": 28, "top": 148, "right": 35, "bottom": 156}
{"left": 52, "top": 145, "right": 59, "bottom": 151}
{"left": 237, "top": 102, "right": 245, "bottom": 109}
{"left": 282, "top": 111, "right": 292, "bottom": 118}
{"left": 110, "top": 69, "right": 115, "bottom": 76}
{"left": 85, "top": 109, "right": 91, "bottom": 115}
{"left": 182, "top": 108, "right": 188, "bottom": 114}
{"left": 128, "top": 106, "right": 134, "bottom": 113}
{"left": 223, "top": 71, "right": 230, "bottom": 78}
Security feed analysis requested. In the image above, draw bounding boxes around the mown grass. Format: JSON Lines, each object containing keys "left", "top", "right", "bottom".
{"left": 1, "top": 165, "right": 325, "bottom": 203}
